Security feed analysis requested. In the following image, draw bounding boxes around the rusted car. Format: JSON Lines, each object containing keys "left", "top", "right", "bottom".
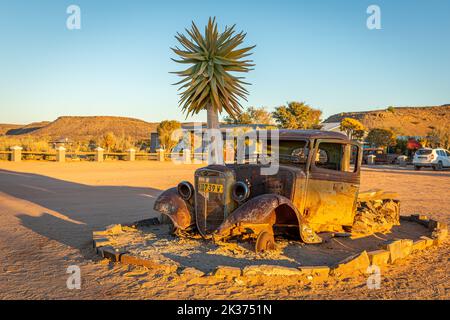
{"left": 154, "top": 130, "right": 400, "bottom": 252}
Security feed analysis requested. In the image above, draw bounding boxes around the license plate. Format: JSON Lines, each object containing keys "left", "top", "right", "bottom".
{"left": 199, "top": 183, "right": 224, "bottom": 194}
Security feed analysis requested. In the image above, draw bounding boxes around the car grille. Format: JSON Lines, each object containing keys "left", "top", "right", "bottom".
{"left": 195, "top": 170, "right": 227, "bottom": 237}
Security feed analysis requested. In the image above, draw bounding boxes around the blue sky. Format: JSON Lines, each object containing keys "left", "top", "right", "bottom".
{"left": 0, "top": 0, "right": 449, "bottom": 124}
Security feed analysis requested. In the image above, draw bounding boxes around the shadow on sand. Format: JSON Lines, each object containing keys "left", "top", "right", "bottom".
{"left": 0, "top": 169, "right": 163, "bottom": 257}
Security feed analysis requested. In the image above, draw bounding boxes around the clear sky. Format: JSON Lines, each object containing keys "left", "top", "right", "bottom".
{"left": 1, "top": 0, "right": 449, "bottom": 124}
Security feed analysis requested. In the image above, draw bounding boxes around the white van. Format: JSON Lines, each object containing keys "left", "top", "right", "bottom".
{"left": 413, "top": 148, "right": 450, "bottom": 170}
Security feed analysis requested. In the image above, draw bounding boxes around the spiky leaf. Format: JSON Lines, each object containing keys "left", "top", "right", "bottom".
{"left": 171, "top": 17, "right": 255, "bottom": 119}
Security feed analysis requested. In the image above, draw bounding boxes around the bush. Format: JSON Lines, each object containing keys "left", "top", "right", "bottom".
{"left": 0, "top": 136, "right": 50, "bottom": 152}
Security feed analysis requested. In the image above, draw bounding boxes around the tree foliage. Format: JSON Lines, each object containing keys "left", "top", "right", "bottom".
{"left": 101, "top": 132, "right": 117, "bottom": 152}
{"left": 366, "top": 128, "right": 396, "bottom": 148}
{"left": 171, "top": 17, "right": 255, "bottom": 128}
{"left": 157, "top": 120, "right": 182, "bottom": 151}
{"left": 272, "top": 102, "right": 322, "bottom": 129}
{"left": 340, "top": 118, "right": 366, "bottom": 140}
{"left": 223, "top": 106, "right": 274, "bottom": 125}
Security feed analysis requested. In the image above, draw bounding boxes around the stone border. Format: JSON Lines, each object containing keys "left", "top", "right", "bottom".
{"left": 93, "top": 214, "right": 447, "bottom": 283}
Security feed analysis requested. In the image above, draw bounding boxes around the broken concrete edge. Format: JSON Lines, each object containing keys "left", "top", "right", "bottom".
{"left": 91, "top": 215, "right": 447, "bottom": 281}
{"left": 407, "top": 214, "right": 448, "bottom": 232}
{"left": 95, "top": 245, "right": 179, "bottom": 273}
{"left": 331, "top": 251, "right": 370, "bottom": 278}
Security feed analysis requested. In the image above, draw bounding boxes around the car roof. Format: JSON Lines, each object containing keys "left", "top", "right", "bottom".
{"left": 277, "top": 129, "right": 350, "bottom": 141}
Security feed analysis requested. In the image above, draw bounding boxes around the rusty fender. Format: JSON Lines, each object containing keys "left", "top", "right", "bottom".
{"left": 214, "top": 194, "right": 297, "bottom": 239}
{"left": 153, "top": 188, "right": 193, "bottom": 230}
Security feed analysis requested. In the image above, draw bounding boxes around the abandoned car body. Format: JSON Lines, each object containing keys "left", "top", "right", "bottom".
{"left": 154, "top": 130, "right": 400, "bottom": 252}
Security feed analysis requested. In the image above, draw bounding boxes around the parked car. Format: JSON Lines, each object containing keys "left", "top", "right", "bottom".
{"left": 154, "top": 130, "right": 400, "bottom": 252}
{"left": 362, "top": 148, "right": 398, "bottom": 164}
{"left": 413, "top": 148, "right": 450, "bottom": 170}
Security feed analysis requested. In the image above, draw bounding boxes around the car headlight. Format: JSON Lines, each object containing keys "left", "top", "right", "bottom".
{"left": 232, "top": 181, "right": 250, "bottom": 202}
{"left": 177, "top": 181, "right": 194, "bottom": 201}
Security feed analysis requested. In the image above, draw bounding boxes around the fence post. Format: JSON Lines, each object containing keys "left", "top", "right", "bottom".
{"left": 56, "top": 146, "right": 66, "bottom": 163}
{"left": 157, "top": 148, "right": 165, "bottom": 162}
{"left": 367, "top": 155, "right": 376, "bottom": 165}
{"left": 224, "top": 141, "right": 235, "bottom": 164}
{"left": 183, "top": 149, "right": 191, "bottom": 164}
{"left": 126, "top": 148, "right": 136, "bottom": 161}
{"left": 10, "top": 146, "right": 22, "bottom": 162}
{"left": 95, "top": 147, "right": 104, "bottom": 162}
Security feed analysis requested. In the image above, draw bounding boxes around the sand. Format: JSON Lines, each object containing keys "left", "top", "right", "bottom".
{"left": 0, "top": 161, "right": 448, "bottom": 299}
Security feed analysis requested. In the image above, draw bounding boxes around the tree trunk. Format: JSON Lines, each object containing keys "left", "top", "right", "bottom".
{"left": 206, "top": 104, "right": 220, "bottom": 165}
{"left": 206, "top": 104, "right": 220, "bottom": 129}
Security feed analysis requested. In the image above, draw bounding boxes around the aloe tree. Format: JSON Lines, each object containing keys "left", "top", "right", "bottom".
{"left": 171, "top": 17, "right": 255, "bottom": 129}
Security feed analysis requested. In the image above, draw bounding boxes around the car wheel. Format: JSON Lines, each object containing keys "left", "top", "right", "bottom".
{"left": 414, "top": 165, "right": 421, "bottom": 171}
{"left": 160, "top": 214, "right": 179, "bottom": 234}
{"left": 160, "top": 213, "right": 172, "bottom": 225}
{"left": 255, "top": 231, "right": 275, "bottom": 253}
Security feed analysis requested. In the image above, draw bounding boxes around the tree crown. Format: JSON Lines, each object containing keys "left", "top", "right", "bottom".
{"left": 171, "top": 17, "right": 255, "bottom": 120}
{"left": 272, "top": 101, "right": 322, "bottom": 129}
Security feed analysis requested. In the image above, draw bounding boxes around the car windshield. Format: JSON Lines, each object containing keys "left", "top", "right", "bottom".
{"left": 416, "top": 149, "right": 432, "bottom": 155}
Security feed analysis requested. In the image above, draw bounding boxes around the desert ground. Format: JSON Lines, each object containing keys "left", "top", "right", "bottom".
{"left": 0, "top": 161, "right": 448, "bottom": 300}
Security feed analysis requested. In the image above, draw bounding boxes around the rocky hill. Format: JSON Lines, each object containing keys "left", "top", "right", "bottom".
{"left": 3, "top": 121, "right": 51, "bottom": 135}
{"left": 0, "top": 124, "right": 23, "bottom": 136}
{"left": 3, "top": 116, "right": 159, "bottom": 141}
{"left": 323, "top": 105, "right": 450, "bottom": 136}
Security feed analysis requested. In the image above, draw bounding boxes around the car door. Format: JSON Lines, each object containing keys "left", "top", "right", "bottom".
{"left": 303, "top": 139, "right": 362, "bottom": 232}
{"left": 443, "top": 150, "right": 450, "bottom": 167}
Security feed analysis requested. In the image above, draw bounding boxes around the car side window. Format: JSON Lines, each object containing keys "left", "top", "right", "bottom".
{"left": 315, "top": 142, "right": 343, "bottom": 171}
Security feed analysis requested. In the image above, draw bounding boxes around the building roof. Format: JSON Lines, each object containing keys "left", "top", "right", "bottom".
{"left": 320, "top": 122, "right": 341, "bottom": 131}
{"left": 181, "top": 123, "right": 272, "bottom": 131}
{"left": 278, "top": 129, "right": 349, "bottom": 141}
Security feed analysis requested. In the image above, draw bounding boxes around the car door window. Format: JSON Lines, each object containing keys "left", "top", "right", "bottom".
{"left": 315, "top": 142, "right": 343, "bottom": 171}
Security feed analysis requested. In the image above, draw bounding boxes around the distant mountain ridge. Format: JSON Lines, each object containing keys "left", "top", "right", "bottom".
{"left": 2, "top": 116, "right": 159, "bottom": 141}
{"left": 323, "top": 105, "right": 450, "bottom": 136}
{"left": 0, "top": 124, "right": 23, "bottom": 136}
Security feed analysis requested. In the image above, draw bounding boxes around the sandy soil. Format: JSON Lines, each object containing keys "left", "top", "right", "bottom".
{"left": 0, "top": 161, "right": 448, "bottom": 299}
